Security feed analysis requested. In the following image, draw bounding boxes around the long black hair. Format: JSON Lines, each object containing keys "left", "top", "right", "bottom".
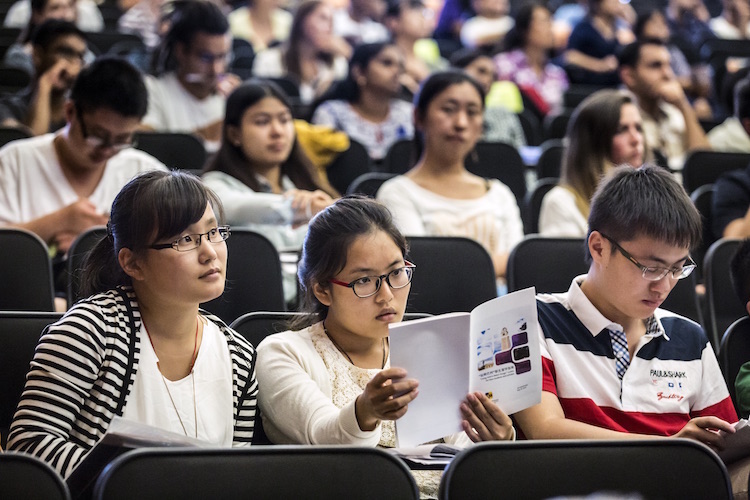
{"left": 203, "top": 79, "right": 336, "bottom": 196}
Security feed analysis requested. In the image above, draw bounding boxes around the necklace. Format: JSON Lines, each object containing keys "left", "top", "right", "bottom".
{"left": 323, "top": 322, "right": 388, "bottom": 369}
{"left": 143, "top": 317, "right": 200, "bottom": 438}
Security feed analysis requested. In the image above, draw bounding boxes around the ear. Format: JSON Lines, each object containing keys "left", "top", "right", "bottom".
{"left": 226, "top": 125, "right": 241, "bottom": 147}
{"left": 413, "top": 107, "right": 423, "bottom": 132}
{"left": 118, "top": 248, "right": 145, "bottom": 281}
{"left": 352, "top": 64, "right": 366, "bottom": 85}
{"left": 31, "top": 45, "right": 43, "bottom": 69}
{"left": 312, "top": 281, "right": 332, "bottom": 307}
{"left": 746, "top": 300, "right": 750, "bottom": 317}
{"left": 174, "top": 41, "right": 188, "bottom": 64}
{"left": 587, "top": 230, "right": 608, "bottom": 265}
{"left": 619, "top": 66, "right": 635, "bottom": 89}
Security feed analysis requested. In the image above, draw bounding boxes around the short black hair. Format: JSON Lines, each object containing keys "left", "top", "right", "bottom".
{"left": 30, "top": 19, "right": 85, "bottom": 50}
{"left": 618, "top": 38, "right": 666, "bottom": 69}
{"left": 731, "top": 239, "right": 750, "bottom": 307}
{"left": 586, "top": 165, "right": 702, "bottom": 263}
{"left": 70, "top": 56, "right": 148, "bottom": 118}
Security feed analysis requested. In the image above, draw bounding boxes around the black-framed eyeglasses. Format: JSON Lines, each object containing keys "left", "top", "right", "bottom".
{"left": 150, "top": 226, "right": 231, "bottom": 252}
{"left": 330, "top": 262, "right": 416, "bottom": 298}
{"left": 599, "top": 232, "right": 696, "bottom": 281}
{"left": 76, "top": 107, "right": 136, "bottom": 152}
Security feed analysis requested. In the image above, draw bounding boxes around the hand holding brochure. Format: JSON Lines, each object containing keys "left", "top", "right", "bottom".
{"left": 389, "top": 288, "right": 541, "bottom": 447}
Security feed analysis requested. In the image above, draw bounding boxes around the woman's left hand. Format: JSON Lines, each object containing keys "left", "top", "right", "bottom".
{"left": 460, "top": 391, "right": 514, "bottom": 442}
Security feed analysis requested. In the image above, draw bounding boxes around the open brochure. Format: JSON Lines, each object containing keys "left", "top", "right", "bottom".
{"left": 389, "top": 288, "right": 541, "bottom": 448}
{"left": 67, "top": 417, "right": 209, "bottom": 499}
{"left": 719, "top": 418, "right": 750, "bottom": 464}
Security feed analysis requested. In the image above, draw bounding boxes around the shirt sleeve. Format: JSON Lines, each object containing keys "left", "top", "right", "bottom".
{"left": 256, "top": 332, "right": 382, "bottom": 446}
{"left": 7, "top": 304, "right": 109, "bottom": 478}
{"left": 0, "top": 146, "right": 21, "bottom": 225}
{"left": 736, "top": 361, "right": 750, "bottom": 419}
{"left": 310, "top": 102, "right": 338, "bottom": 129}
{"left": 538, "top": 187, "right": 588, "bottom": 238}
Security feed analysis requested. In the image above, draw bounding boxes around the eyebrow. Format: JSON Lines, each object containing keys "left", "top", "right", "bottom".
{"left": 640, "top": 253, "right": 690, "bottom": 267}
{"left": 348, "top": 259, "right": 404, "bottom": 275}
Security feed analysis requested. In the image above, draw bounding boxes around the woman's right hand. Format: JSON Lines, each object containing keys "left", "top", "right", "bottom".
{"left": 287, "top": 189, "right": 334, "bottom": 226}
{"left": 355, "top": 368, "right": 419, "bottom": 431}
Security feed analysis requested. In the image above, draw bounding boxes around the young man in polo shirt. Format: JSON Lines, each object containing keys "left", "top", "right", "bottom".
{"left": 515, "top": 165, "right": 737, "bottom": 445}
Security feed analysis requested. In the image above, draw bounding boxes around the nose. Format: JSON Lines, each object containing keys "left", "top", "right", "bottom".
{"left": 650, "top": 274, "right": 674, "bottom": 296}
{"left": 198, "top": 235, "right": 219, "bottom": 261}
{"left": 374, "top": 276, "right": 395, "bottom": 303}
{"left": 454, "top": 110, "right": 469, "bottom": 129}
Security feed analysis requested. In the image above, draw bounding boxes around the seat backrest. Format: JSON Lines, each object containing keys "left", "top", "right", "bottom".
{"left": 94, "top": 446, "right": 418, "bottom": 500}
{"left": 66, "top": 226, "right": 108, "bottom": 306}
{"left": 0, "top": 65, "right": 31, "bottom": 93}
{"left": 682, "top": 150, "right": 750, "bottom": 194}
{"left": 719, "top": 316, "right": 750, "bottom": 413}
{"left": 264, "top": 76, "right": 301, "bottom": 98}
{"left": 326, "top": 139, "right": 372, "bottom": 195}
{"left": 465, "top": 142, "right": 527, "bottom": 207}
{"left": 516, "top": 109, "right": 541, "bottom": 146}
{"left": 383, "top": 139, "right": 416, "bottom": 174}
{"left": 523, "top": 177, "right": 559, "bottom": 235}
{"left": 543, "top": 109, "right": 572, "bottom": 140}
{"left": 691, "top": 183, "right": 715, "bottom": 280}
{"left": 439, "top": 439, "right": 731, "bottom": 500}
{"left": 0, "top": 452, "right": 70, "bottom": 500}
{"left": 201, "top": 229, "right": 285, "bottom": 324}
{"left": 0, "top": 125, "right": 30, "bottom": 148}
{"left": 535, "top": 139, "right": 564, "bottom": 180}
{"left": 230, "top": 311, "right": 432, "bottom": 349}
{"left": 0, "top": 228, "right": 55, "bottom": 311}
{"left": 346, "top": 172, "right": 396, "bottom": 197}
{"left": 134, "top": 132, "right": 207, "bottom": 172}
{"left": 507, "top": 236, "right": 587, "bottom": 293}
{"left": 0, "top": 311, "right": 62, "bottom": 448}
{"left": 406, "top": 236, "right": 497, "bottom": 314}
{"left": 705, "top": 238, "right": 745, "bottom": 352}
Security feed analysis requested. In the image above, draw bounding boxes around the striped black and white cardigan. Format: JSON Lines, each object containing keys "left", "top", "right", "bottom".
{"left": 7, "top": 286, "right": 257, "bottom": 478}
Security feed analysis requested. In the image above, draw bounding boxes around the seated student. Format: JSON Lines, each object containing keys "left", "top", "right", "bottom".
{"left": 202, "top": 80, "right": 337, "bottom": 302}
{"left": 377, "top": 70, "right": 524, "bottom": 280}
{"left": 332, "top": 0, "right": 388, "bottom": 47}
{"left": 7, "top": 170, "right": 258, "bottom": 478}
{"left": 117, "top": 0, "right": 166, "bottom": 51}
{"left": 459, "top": 0, "right": 514, "bottom": 49}
{"left": 711, "top": 0, "right": 750, "bottom": 38}
{"left": 2, "top": 0, "right": 75, "bottom": 74}
{"left": 311, "top": 42, "right": 414, "bottom": 162}
{"left": 515, "top": 165, "right": 737, "bottom": 443}
{"left": 256, "top": 196, "right": 514, "bottom": 497}
{"left": 4, "top": 0, "right": 103, "bottom": 33}
{"left": 710, "top": 75, "right": 750, "bottom": 153}
{"left": 450, "top": 48, "right": 526, "bottom": 149}
{"left": 140, "top": 0, "right": 241, "bottom": 153}
{"left": 540, "top": 89, "right": 644, "bottom": 237}
{"left": 0, "top": 20, "right": 87, "bottom": 136}
{"left": 227, "top": 0, "right": 293, "bottom": 53}
{"left": 0, "top": 57, "right": 166, "bottom": 257}
{"left": 731, "top": 239, "right": 750, "bottom": 418}
{"left": 564, "top": 0, "right": 631, "bottom": 86}
{"left": 493, "top": 1, "right": 568, "bottom": 117}
{"left": 252, "top": 0, "right": 350, "bottom": 105}
{"left": 384, "top": 0, "right": 445, "bottom": 97}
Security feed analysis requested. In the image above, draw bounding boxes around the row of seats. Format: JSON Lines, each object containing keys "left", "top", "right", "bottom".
{"left": 0, "top": 437, "right": 732, "bottom": 500}
{"left": 0, "top": 227, "right": 742, "bottom": 348}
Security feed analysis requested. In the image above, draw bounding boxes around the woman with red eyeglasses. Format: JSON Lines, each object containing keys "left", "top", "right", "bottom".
{"left": 256, "top": 196, "right": 513, "bottom": 497}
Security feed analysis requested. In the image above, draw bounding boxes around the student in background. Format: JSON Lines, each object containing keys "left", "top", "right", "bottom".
{"left": 202, "top": 80, "right": 337, "bottom": 302}
{"left": 459, "top": 0, "right": 513, "bottom": 49}
{"left": 8, "top": 170, "right": 258, "bottom": 478}
{"left": 494, "top": 1, "right": 568, "bottom": 116}
{"left": 377, "top": 70, "right": 524, "bottom": 280}
{"left": 252, "top": 0, "right": 350, "bottom": 104}
{"left": 256, "top": 196, "right": 514, "bottom": 497}
{"left": 311, "top": 42, "right": 413, "bottom": 162}
{"left": 731, "top": 239, "right": 750, "bottom": 418}
{"left": 141, "top": 0, "right": 240, "bottom": 153}
{"left": 539, "top": 89, "right": 644, "bottom": 237}
{"left": 450, "top": 48, "right": 526, "bottom": 148}
{"left": 228, "top": 0, "right": 293, "bottom": 53}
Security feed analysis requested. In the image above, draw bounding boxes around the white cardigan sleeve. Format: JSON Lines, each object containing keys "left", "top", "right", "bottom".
{"left": 538, "top": 186, "right": 588, "bottom": 238}
{"left": 256, "top": 328, "right": 382, "bottom": 446}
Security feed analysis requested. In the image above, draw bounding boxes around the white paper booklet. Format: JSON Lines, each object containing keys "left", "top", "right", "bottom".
{"left": 389, "top": 287, "right": 541, "bottom": 448}
{"left": 719, "top": 418, "right": 750, "bottom": 464}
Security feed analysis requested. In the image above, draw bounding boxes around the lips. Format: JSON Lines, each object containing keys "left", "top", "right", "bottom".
{"left": 377, "top": 308, "right": 397, "bottom": 320}
{"left": 200, "top": 268, "right": 221, "bottom": 279}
